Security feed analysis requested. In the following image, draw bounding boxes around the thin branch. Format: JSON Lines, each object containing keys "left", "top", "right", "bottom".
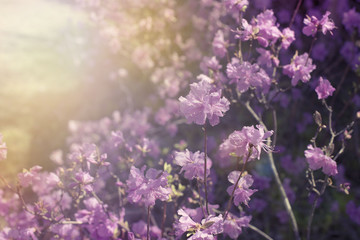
{"left": 249, "top": 224, "right": 274, "bottom": 240}
{"left": 244, "top": 101, "right": 300, "bottom": 240}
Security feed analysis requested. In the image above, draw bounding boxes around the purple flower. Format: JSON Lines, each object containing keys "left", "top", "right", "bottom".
{"left": 227, "top": 171, "right": 257, "bottom": 206}
{"left": 174, "top": 149, "right": 212, "bottom": 181}
{"left": 343, "top": 8, "right": 360, "bottom": 34}
{"left": 315, "top": 77, "right": 335, "bottom": 99}
{"left": 304, "top": 145, "right": 338, "bottom": 176}
{"left": 346, "top": 200, "right": 360, "bottom": 225}
{"left": 18, "top": 166, "right": 43, "bottom": 188}
{"left": 219, "top": 125, "right": 273, "bottom": 161}
{"left": 226, "top": 59, "right": 271, "bottom": 93}
{"left": 223, "top": 214, "right": 251, "bottom": 239}
{"left": 256, "top": 48, "right": 277, "bottom": 68}
{"left": 111, "top": 130, "right": 124, "bottom": 147}
{"left": 283, "top": 53, "right": 316, "bottom": 86}
{"left": 281, "top": 28, "right": 295, "bottom": 50}
{"left": 212, "top": 30, "right": 227, "bottom": 58}
{"left": 224, "top": 0, "right": 248, "bottom": 14}
{"left": 200, "top": 56, "right": 221, "bottom": 74}
{"left": 0, "top": 134, "right": 7, "bottom": 161}
{"left": 303, "top": 11, "right": 335, "bottom": 37}
{"left": 126, "top": 166, "right": 171, "bottom": 207}
{"left": 174, "top": 208, "right": 223, "bottom": 239}
{"left": 132, "top": 220, "right": 161, "bottom": 239}
{"left": 255, "top": 10, "right": 282, "bottom": 47}
{"left": 312, "top": 42, "right": 328, "bottom": 61}
{"left": 179, "top": 75, "right": 230, "bottom": 126}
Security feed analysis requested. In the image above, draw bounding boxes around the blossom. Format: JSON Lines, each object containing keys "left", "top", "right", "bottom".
{"left": 304, "top": 145, "right": 338, "bottom": 176}
{"left": 283, "top": 53, "right": 316, "bottom": 86}
{"left": 179, "top": 75, "right": 230, "bottom": 126}
{"left": 0, "top": 134, "right": 7, "bottom": 161}
{"left": 281, "top": 27, "right": 295, "bottom": 50}
{"left": 174, "top": 208, "right": 223, "bottom": 239}
{"left": 219, "top": 125, "right": 273, "bottom": 161}
{"left": 226, "top": 59, "right": 271, "bottom": 93}
{"left": 227, "top": 171, "right": 257, "bottom": 206}
{"left": 18, "top": 166, "right": 43, "bottom": 188}
{"left": 303, "top": 11, "right": 335, "bottom": 37}
{"left": 342, "top": 8, "right": 360, "bottom": 34}
{"left": 223, "top": 214, "right": 251, "bottom": 239}
{"left": 174, "top": 149, "right": 212, "bottom": 181}
{"left": 126, "top": 166, "right": 171, "bottom": 206}
{"left": 346, "top": 200, "right": 360, "bottom": 225}
{"left": 212, "top": 30, "right": 227, "bottom": 58}
{"left": 315, "top": 77, "right": 335, "bottom": 99}
{"left": 255, "top": 10, "right": 282, "bottom": 47}
{"left": 224, "top": 0, "right": 248, "bottom": 14}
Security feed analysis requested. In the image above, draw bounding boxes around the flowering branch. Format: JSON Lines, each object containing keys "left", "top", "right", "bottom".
{"left": 244, "top": 101, "right": 300, "bottom": 240}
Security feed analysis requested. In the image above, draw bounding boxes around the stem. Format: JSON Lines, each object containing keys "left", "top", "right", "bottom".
{"left": 249, "top": 224, "right": 274, "bottom": 240}
{"left": 147, "top": 206, "right": 150, "bottom": 240}
{"left": 289, "top": 0, "right": 303, "bottom": 28}
{"left": 161, "top": 202, "right": 167, "bottom": 238}
{"left": 203, "top": 126, "right": 210, "bottom": 216}
{"left": 223, "top": 150, "right": 251, "bottom": 220}
{"left": 306, "top": 176, "right": 328, "bottom": 240}
{"left": 244, "top": 102, "right": 300, "bottom": 240}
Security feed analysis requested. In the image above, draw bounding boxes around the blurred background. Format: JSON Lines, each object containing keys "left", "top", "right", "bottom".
{"left": 0, "top": 0, "right": 127, "bottom": 178}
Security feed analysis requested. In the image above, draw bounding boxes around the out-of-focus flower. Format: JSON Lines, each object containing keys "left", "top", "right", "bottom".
{"left": 212, "top": 30, "right": 227, "bottom": 58}
{"left": 346, "top": 200, "right": 360, "bottom": 225}
{"left": 224, "top": 0, "right": 248, "bottom": 14}
{"left": 315, "top": 77, "right": 335, "bottom": 99}
{"left": 174, "top": 149, "right": 212, "bottom": 181}
{"left": 18, "top": 166, "right": 43, "bottom": 188}
{"left": 343, "top": 8, "right": 360, "bottom": 34}
{"left": 0, "top": 134, "right": 7, "bottom": 161}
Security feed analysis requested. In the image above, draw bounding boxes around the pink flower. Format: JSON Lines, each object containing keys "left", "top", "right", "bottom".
{"left": 227, "top": 171, "right": 257, "bottom": 206}
{"left": 223, "top": 214, "right": 251, "bottom": 239}
{"left": 283, "top": 53, "right": 316, "bottom": 86}
{"left": 303, "top": 11, "right": 335, "bottom": 37}
{"left": 212, "top": 30, "right": 227, "bottom": 58}
{"left": 224, "top": 0, "right": 248, "bottom": 13}
{"left": 18, "top": 166, "right": 43, "bottom": 188}
{"left": 315, "top": 77, "right": 335, "bottom": 99}
{"left": 126, "top": 166, "right": 171, "bottom": 207}
{"left": 304, "top": 145, "right": 338, "bottom": 176}
{"left": 179, "top": 75, "right": 230, "bottom": 126}
{"left": 0, "top": 134, "right": 6, "bottom": 161}
{"left": 174, "top": 208, "right": 223, "bottom": 239}
{"left": 219, "top": 125, "right": 273, "bottom": 161}
{"left": 281, "top": 28, "right": 295, "bottom": 50}
{"left": 174, "top": 149, "right": 212, "bottom": 181}
{"left": 226, "top": 59, "right": 271, "bottom": 93}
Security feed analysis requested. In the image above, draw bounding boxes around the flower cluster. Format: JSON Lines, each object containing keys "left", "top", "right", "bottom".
{"left": 173, "top": 149, "right": 212, "bottom": 181}
{"left": 219, "top": 125, "right": 273, "bottom": 162}
{"left": 303, "top": 11, "right": 335, "bottom": 37}
{"left": 126, "top": 166, "right": 171, "bottom": 207}
{"left": 304, "top": 145, "right": 338, "bottom": 176}
{"left": 227, "top": 171, "right": 257, "bottom": 206}
{"left": 179, "top": 75, "right": 230, "bottom": 126}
